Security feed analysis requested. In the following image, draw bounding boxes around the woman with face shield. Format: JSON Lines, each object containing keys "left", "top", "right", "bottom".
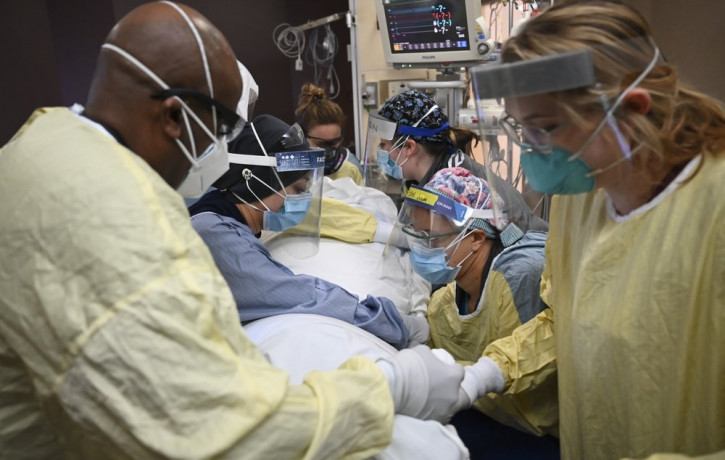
{"left": 464, "top": 1, "right": 725, "bottom": 459}
{"left": 366, "top": 89, "right": 548, "bottom": 236}
{"left": 392, "top": 167, "right": 558, "bottom": 450}
{"left": 188, "top": 114, "right": 416, "bottom": 350}
{"left": 367, "top": 90, "right": 480, "bottom": 185}
{"left": 296, "top": 83, "right": 363, "bottom": 184}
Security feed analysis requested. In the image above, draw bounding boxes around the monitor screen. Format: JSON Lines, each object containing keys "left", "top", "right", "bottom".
{"left": 376, "top": 0, "right": 488, "bottom": 68}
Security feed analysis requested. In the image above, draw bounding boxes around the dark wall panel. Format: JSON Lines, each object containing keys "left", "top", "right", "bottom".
{"left": 0, "top": 0, "right": 62, "bottom": 143}
{"left": 47, "top": 0, "right": 116, "bottom": 107}
{"left": 1, "top": 0, "right": 353, "bottom": 145}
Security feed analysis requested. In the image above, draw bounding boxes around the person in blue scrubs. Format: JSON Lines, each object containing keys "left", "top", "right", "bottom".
{"left": 189, "top": 114, "right": 423, "bottom": 349}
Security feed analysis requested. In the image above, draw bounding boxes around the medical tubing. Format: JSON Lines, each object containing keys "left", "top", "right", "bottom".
{"left": 306, "top": 25, "right": 340, "bottom": 99}
{"left": 272, "top": 23, "right": 306, "bottom": 59}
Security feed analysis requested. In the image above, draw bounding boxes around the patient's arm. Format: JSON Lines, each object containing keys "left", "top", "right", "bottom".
{"left": 192, "top": 212, "right": 411, "bottom": 349}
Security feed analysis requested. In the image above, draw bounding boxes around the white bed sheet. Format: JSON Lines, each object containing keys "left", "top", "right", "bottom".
{"left": 244, "top": 314, "right": 469, "bottom": 460}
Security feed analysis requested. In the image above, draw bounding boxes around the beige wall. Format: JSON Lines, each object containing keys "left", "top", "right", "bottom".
{"left": 624, "top": 0, "right": 725, "bottom": 102}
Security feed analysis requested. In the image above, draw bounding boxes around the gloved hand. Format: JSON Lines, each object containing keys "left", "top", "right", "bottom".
{"left": 459, "top": 356, "right": 505, "bottom": 406}
{"left": 376, "top": 346, "right": 465, "bottom": 423}
{"left": 401, "top": 313, "right": 430, "bottom": 346}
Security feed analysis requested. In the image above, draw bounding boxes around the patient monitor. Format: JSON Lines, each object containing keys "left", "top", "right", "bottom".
{"left": 376, "top": 0, "right": 494, "bottom": 70}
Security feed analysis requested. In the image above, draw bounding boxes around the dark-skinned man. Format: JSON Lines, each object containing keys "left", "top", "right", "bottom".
{"left": 0, "top": 2, "right": 467, "bottom": 458}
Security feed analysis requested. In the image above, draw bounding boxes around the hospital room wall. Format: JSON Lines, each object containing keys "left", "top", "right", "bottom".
{"left": 0, "top": 0, "right": 353, "bottom": 146}
{"left": 622, "top": 0, "right": 725, "bottom": 103}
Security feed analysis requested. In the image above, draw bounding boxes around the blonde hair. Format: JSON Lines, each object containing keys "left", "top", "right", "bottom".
{"left": 295, "top": 83, "right": 346, "bottom": 133}
{"left": 502, "top": 0, "right": 725, "bottom": 169}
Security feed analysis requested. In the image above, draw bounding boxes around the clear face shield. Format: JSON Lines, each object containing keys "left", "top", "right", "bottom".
{"left": 385, "top": 184, "right": 496, "bottom": 285}
{"left": 470, "top": 37, "right": 662, "bottom": 197}
{"left": 362, "top": 111, "right": 403, "bottom": 195}
{"left": 228, "top": 122, "right": 325, "bottom": 258}
{"left": 362, "top": 105, "right": 447, "bottom": 200}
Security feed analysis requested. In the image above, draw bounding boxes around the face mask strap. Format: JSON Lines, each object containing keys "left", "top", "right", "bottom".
{"left": 174, "top": 138, "right": 199, "bottom": 169}
{"left": 245, "top": 170, "right": 286, "bottom": 209}
{"left": 413, "top": 104, "right": 439, "bottom": 128}
{"left": 250, "top": 122, "right": 287, "bottom": 196}
{"left": 230, "top": 190, "right": 264, "bottom": 212}
{"left": 586, "top": 142, "right": 647, "bottom": 177}
{"left": 160, "top": 1, "right": 217, "bottom": 135}
{"left": 388, "top": 135, "right": 411, "bottom": 168}
{"left": 445, "top": 227, "right": 475, "bottom": 269}
{"left": 101, "top": 42, "right": 219, "bottom": 161}
{"left": 390, "top": 103, "right": 441, "bottom": 167}
{"left": 569, "top": 46, "right": 662, "bottom": 163}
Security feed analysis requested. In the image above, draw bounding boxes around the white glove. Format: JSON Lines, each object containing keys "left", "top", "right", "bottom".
{"left": 401, "top": 313, "right": 430, "bottom": 346}
{"left": 459, "top": 356, "right": 505, "bottom": 406}
{"left": 377, "top": 346, "right": 465, "bottom": 423}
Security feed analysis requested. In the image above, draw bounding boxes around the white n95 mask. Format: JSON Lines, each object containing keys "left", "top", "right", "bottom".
{"left": 101, "top": 1, "right": 239, "bottom": 199}
{"left": 176, "top": 136, "right": 230, "bottom": 198}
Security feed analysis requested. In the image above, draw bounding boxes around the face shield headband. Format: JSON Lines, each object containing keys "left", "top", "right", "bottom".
{"left": 472, "top": 39, "right": 662, "bottom": 194}
{"left": 405, "top": 184, "right": 496, "bottom": 228}
{"left": 381, "top": 104, "right": 450, "bottom": 152}
{"left": 226, "top": 122, "right": 324, "bottom": 211}
{"left": 472, "top": 40, "right": 661, "bottom": 152}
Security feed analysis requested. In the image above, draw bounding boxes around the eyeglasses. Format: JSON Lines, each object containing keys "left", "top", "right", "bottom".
{"left": 499, "top": 113, "right": 569, "bottom": 154}
{"left": 401, "top": 224, "right": 461, "bottom": 244}
{"left": 151, "top": 88, "right": 246, "bottom": 140}
{"left": 306, "top": 134, "right": 344, "bottom": 147}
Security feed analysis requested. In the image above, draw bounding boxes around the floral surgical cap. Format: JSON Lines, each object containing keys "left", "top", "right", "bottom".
{"left": 425, "top": 167, "right": 518, "bottom": 243}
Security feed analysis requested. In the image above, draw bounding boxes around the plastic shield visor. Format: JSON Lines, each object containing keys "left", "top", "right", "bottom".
{"left": 385, "top": 184, "right": 495, "bottom": 255}
{"left": 471, "top": 40, "right": 663, "bottom": 194}
{"left": 472, "top": 50, "right": 596, "bottom": 101}
{"left": 363, "top": 111, "right": 404, "bottom": 195}
{"left": 470, "top": 50, "right": 596, "bottom": 209}
{"left": 229, "top": 148, "right": 325, "bottom": 258}
{"left": 471, "top": 49, "right": 596, "bottom": 156}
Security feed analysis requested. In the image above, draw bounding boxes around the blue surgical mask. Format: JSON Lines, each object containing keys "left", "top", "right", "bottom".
{"left": 263, "top": 192, "right": 312, "bottom": 232}
{"left": 409, "top": 239, "right": 464, "bottom": 286}
{"left": 520, "top": 146, "right": 596, "bottom": 195}
{"left": 377, "top": 147, "right": 408, "bottom": 180}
